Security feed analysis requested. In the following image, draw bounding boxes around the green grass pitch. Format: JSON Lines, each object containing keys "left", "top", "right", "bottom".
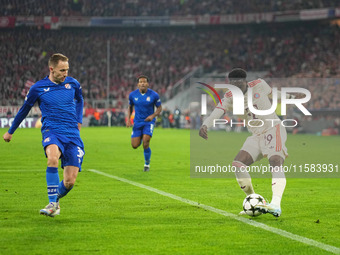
{"left": 0, "top": 127, "right": 339, "bottom": 254}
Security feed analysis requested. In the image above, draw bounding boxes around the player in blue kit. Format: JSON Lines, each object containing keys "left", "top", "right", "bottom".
{"left": 2, "top": 53, "right": 84, "bottom": 217}
{"left": 126, "top": 75, "right": 162, "bottom": 172}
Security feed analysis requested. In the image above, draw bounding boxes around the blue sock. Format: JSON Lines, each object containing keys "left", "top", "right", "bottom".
{"left": 57, "top": 180, "right": 73, "bottom": 201}
{"left": 46, "top": 167, "right": 59, "bottom": 203}
{"left": 144, "top": 147, "right": 151, "bottom": 165}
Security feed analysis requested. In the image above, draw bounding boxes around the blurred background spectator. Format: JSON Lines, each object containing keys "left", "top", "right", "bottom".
{"left": 0, "top": 2, "right": 339, "bottom": 133}
{"left": 1, "top": 0, "right": 337, "bottom": 16}
{"left": 1, "top": 22, "right": 339, "bottom": 108}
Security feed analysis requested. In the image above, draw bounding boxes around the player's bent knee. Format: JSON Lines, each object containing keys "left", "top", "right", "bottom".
{"left": 232, "top": 160, "right": 247, "bottom": 170}
{"left": 47, "top": 156, "right": 59, "bottom": 167}
{"left": 234, "top": 150, "right": 254, "bottom": 166}
{"left": 132, "top": 144, "right": 139, "bottom": 149}
{"left": 269, "top": 155, "right": 284, "bottom": 166}
{"left": 131, "top": 138, "right": 141, "bottom": 149}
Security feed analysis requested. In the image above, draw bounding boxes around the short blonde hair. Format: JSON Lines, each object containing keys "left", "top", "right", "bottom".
{"left": 48, "top": 53, "right": 68, "bottom": 67}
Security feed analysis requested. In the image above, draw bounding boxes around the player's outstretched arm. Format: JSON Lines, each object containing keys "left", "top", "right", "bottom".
{"left": 3, "top": 132, "right": 13, "bottom": 143}
{"left": 199, "top": 125, "right": 208, "bottom": 140}
{"left": 4, "top": 101, "right": 33, "bottom": 142}
{"left": 199, "top": 102, "right": 226, "bottom": 140}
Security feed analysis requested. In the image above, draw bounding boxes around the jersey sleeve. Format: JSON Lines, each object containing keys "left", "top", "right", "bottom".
{"left": 24, "top": 84, "right": 40, "bottom": 107}
{"left": 202, "top": 107, "right": 225, "bottom": 128}
{"left": 8, "top": 103, "right": 32, "bottom": 134}
{"left": 259, "top": 79, "right": 272, "bottom": 95}
{"left": 248, "top": 79, "right": 271, "bottom": 96}
{"left": 202, "top": 92, "right": 232, "bottom": 128}
{"left": 8, "top": 85, "right": 39, "bottom": 134}
{"left": 217, "top": 90, "right": 233, "bottom": 112}
{"left": 129, "top": 93, "right": 134, "bottom": 106}
{"left": 154, "top": 93, "right": 161, "bottom": 107}
{"left": 74, "top": 80, "right": 84, "bottom": 124}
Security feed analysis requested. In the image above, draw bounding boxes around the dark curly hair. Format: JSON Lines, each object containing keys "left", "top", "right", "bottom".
{"left": 137, "top": 75, "right": 150, "bottom": 82}
{"left": 228, "top": 68, "right": 247, "bottom": 79}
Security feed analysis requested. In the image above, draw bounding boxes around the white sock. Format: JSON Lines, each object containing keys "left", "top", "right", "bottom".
{"left": 233, "top": 161, "right": 254, "bottom": 195}
{"left": 271, "top": 166, "right": 286, "bottom": 207}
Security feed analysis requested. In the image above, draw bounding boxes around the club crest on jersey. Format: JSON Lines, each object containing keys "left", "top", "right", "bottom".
{"left": 254, "top": 93, "right": 260, "bottom": 99}
{"left": 146, "top": 97, "right": 150, "bottom": 101}
{"left": 135, "top": 98, "right": 138, "bottom": 101}
{"left": 65, "top": 83, "right": 71, "bottom": 89}
{"left": 44, "top": 137, "right": 50, "bottom": 143}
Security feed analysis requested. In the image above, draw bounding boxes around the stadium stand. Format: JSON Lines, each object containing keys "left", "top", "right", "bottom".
{"left": 0, "top": 0, "right": 337, "bottom": 16}
{"left": 0, "top": 2, "right": 339, "bottom": 131}
{"left": 1, "top": 22, "right": 339, "bottom": 109}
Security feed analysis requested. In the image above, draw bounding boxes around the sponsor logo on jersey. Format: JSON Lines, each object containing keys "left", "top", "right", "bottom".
{"left": 135, "top": 98, "right": 138, "bottom": 101}
{"left": 65, "top": 83, "right": 71, "bottom": 89}
{"left": 44, "top": 137, "right": 50, "bottom": 143}
{"left": 248, "top": 79, "right": 261, "bottom": 87}
{"left": 44, "top": 88, "right": 50, "bottom": 92}
{"left": 146, "top": 97, "right": 150, "bottom": 101}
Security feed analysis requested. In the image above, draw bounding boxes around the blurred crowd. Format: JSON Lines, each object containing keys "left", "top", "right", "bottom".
{"left": 264, "top": 78, "right": 340, "bottom": 110}
{"left": 0, "top": 27, "right": 195, "bottom": 106}
{"left": 1, "top": 22, "right": 339, "bottom": 110}
{"left": 1, "top": 0, "right": 338, "bottom": 16}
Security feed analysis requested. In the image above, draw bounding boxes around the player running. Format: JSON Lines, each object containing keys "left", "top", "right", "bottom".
{"left": 3, "top": 53, "right": 84, "bottom": 217}
{"left": 199, "top": 68, "right": 296, "bottom": 217}
{"left": 126, "top": 75, "right": 162, "bottom": 172}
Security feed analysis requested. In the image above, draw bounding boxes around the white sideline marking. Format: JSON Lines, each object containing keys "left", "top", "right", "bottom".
{"left": 89, "top": 169, "right": 340, "bottom": 255}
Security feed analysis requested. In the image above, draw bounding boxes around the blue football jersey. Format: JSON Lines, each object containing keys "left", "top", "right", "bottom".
{"left": 129, "top": 88, "right": 161, "bottom": 124}
{"left": 9, "top": 76, "right": 83, "bottom": 138}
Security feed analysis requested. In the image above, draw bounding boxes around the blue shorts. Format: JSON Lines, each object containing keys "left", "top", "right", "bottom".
{"left": 131, "top": 122, "right": 155, "bottom": 138}
{"left": 42, "top": 131, "right": 85, "bottom": 171}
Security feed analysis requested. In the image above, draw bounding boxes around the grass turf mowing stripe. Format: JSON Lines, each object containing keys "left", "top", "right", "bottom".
{"left": 89, "top": 168, "right": 340, "bottom": 255}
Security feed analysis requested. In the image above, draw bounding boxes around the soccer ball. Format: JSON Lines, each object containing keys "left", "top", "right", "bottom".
{"left": 242, "top": 193, "right": 266, "bottom": 217}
